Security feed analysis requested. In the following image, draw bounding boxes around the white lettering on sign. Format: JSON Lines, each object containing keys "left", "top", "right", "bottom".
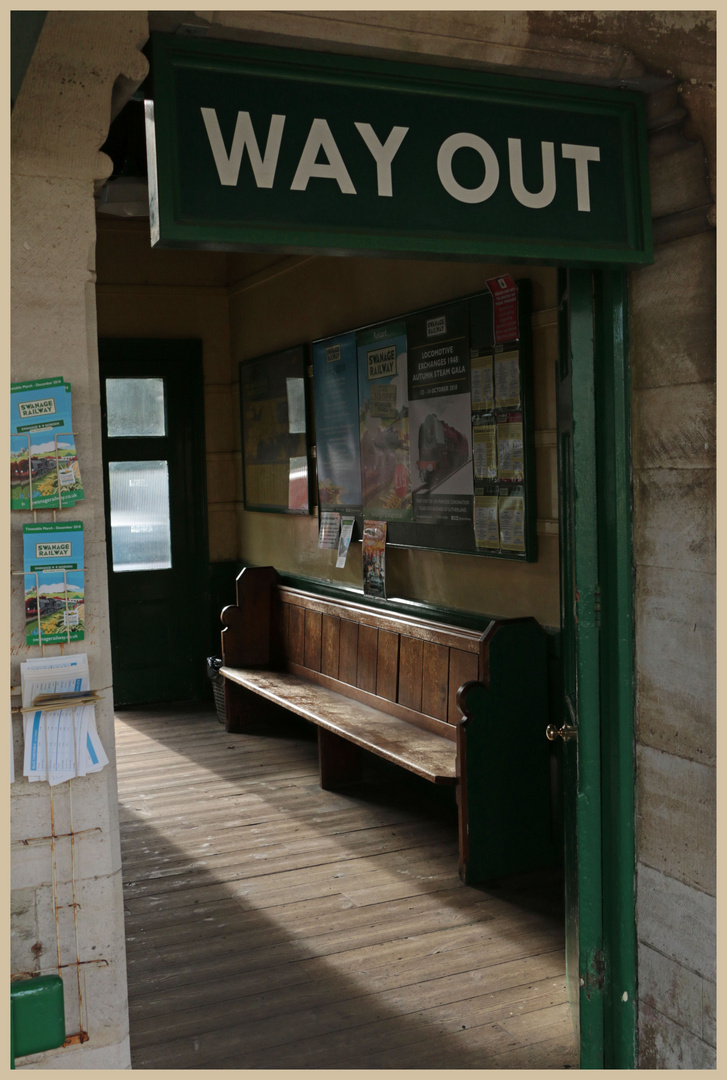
{"left": 353, "top": 123, "right": 408, "bottom": 197}
{"left": 200, "top": 109, "right": 602, "bottom": 213}
{"left": 201, "top": 108, "right": 285, "bottom": 187}
{"left": 561, "top": 144, "right": 601, "bottom": 211}
{"left": 437, "top": 132, "right": 500, "bottom": 204}
{"left": 291, "top": 118, "right": 357, "bottom": 194}
{"left": 508, "top": 139, "right": 556, "bottom": 209}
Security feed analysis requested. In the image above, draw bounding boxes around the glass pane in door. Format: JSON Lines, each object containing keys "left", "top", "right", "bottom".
{"left": 108, "top": 460, "right": 172, "bottom": 572}
{"left": 106, "top": 378, "right": 166, "bottom": 437}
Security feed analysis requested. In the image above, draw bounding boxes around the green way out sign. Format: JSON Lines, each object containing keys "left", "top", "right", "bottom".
{"left": 146, "top": 34, "right": 652, "bottom": 265}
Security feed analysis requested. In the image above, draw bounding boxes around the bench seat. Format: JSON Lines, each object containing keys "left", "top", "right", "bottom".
{"left": 220, "top": 566, "right": 555, "bottom": 883}
{"left": 220, "top": 665, "right": 457, "bottom": 784}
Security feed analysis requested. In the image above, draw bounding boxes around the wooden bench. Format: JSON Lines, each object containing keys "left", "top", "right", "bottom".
{"left": 220, "top": 566, "right": 554, "bottom": 883}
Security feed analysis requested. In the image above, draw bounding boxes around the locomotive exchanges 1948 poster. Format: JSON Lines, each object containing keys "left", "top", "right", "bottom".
{"left": 407, "top": 302, "right": 474, "bottom": 525}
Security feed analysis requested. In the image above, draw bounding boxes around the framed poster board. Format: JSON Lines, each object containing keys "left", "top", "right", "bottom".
{"left": 239, "top": 345, "right": 311, "bottom": 514}
{"left": 310, "top": 279, "right": 537, "bottom": 562}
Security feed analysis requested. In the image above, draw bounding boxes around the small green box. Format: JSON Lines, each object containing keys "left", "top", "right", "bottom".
{"left": 10, "top": 976, "right": 65, "bottom": 1059}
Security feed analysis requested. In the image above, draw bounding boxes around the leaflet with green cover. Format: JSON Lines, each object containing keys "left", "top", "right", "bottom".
{"left": 22, "top": 521, "right": 85, "bottom": 645}
{"left": 11, "top": 377, "right": 84, "bottom": 510}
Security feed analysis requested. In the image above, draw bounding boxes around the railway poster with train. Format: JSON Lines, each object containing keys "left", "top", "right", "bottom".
{"left": 357, "top": 322, "right": 412, "bottom": 522}
{"left": 407, "top": 302, "right": 474, "bottom": 526}
{"left": 23, "top": 521, "right": 85, "bottom": 645}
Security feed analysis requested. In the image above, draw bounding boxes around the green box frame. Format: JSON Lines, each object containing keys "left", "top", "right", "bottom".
{"left": 145, "top": 34, "right": 653, "bottom": 267}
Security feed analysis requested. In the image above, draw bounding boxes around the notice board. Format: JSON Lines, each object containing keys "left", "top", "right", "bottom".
{"left": 309, "top": 278, "right": 537, "bottom": 561}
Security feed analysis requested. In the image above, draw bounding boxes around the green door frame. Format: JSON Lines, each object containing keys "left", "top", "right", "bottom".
{"left": 593, "top": 269, "right": 637, "bottom": 1067}
{"left": 566, "top": 268, "right": 636, "bottom": 1067}
{"left": 563, "top": 268, "right": 605, "bottom": 1065}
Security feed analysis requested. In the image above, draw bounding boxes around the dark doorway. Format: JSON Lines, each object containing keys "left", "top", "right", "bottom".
{"left": 99, "top": 338, "right": 209, "bottom": 705}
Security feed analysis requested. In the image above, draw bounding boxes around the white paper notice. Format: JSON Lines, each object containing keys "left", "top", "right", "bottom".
{"left": 21, "top": 653, "right": 89, "bottom": 708}
{"left": 20, "top": 654, "right": 108, "bottom": 784}
{"left": 494, "top": 350, "right": 521, "bottom": 408}
{"left": 474, "top": 495, "right": 500, "bottom": 550}
{"left": 470, "top": 354, "right": 494, "bottom": 411}
{"left": 336, "top": 517, "right": 355, "bottom": 568}
{"left": 318, "top": 511, "right": 341, "bottom": 549}
{"left": 473, "top": 423, "right": 497, "bottom": 480}
{"left": 24, "top": 707, "right": 85, "bottom": 785}
{"left": 499, "top": 493, "right": 526, "bottom": 552}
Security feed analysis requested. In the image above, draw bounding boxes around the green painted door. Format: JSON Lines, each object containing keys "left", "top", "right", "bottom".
{"left": 556, "top": 269, "right": 605, "bottom": 1066}
{"left": 99, "top": 339, "right": 209, "bottom": 706}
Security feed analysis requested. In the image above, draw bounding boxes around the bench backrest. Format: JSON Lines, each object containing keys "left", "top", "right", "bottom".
{"left": 221, "top": 566, "right": 493, "bottom": 741}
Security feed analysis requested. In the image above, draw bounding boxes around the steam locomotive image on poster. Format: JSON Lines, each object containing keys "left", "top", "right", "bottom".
{"left": 416, "top": 413, "right": 470, "bottom": 489}
{"left": 25, "top": 594, "right": 66, "bottom": 621}
{"left": 360, "top": 421, "right": 409, "bottom": 504}
{"left": 10, "top": 454, "right": 55, "bottom": 486}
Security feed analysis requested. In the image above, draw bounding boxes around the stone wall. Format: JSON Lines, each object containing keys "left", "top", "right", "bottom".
{"left": 10, "top": 12, "right": 149, "bottom": 1069}
{"left": 631, "top": 87, "right": 716, "bottom": 1069}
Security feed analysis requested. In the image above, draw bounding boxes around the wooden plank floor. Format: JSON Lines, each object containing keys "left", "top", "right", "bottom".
{"left": 115, "top": 702, "right": 578, "bottom": 1069}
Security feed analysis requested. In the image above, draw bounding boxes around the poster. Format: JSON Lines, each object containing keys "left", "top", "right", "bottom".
{"left": 470, "top": 352, "right": 494, "bottom": 411}
{"left": 497, "top": 413, "right": 525, "bottom": 482}
{"left": 362, "top": 520, "right": 387, "bottom": 598}
{"left": 499, "top": 492, "right": 526, "bottom": 552}
{"left": 312, "top": 332, "right": 362, "bottom": 512}
{"left": 486, "top": 275, "right": 520, "bottom": 344}
{"left": 474, "top": 495, "right": 500, "bottom": 550}
{"left": 473, "top": 420, "right": 498, "bottom": 482}
{"left": 11, "top": 377, "right": 84, "bottom": 510}
{"left": 407, "top": 303, "right": 474, "bottom": 525}
{"left": 23, "top": 521, "right": 85, "bottom": 645}
{"left": 239, "top": 346, "right": 310, "bottom": 513}
{"left": 494, "top": 350, "right": 521, "bottom": 409}
{"left": 357, "top": 321, "right": 411, "bottom": 521}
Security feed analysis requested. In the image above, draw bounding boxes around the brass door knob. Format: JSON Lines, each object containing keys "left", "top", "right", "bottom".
{"left": 546, "top": 722, "right": 578, "bottom": 742}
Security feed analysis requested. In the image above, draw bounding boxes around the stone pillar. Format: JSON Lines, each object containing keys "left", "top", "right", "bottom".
{"left": 630, "top": 83, "right": 716, "bottom": 1069}
{"left": 11, "top": 12, "right": 148, "bottom": 1069}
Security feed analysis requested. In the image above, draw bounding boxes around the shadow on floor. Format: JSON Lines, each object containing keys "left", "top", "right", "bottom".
{"left": 116, "top": 702, "right": 575, "bottom": 1069}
